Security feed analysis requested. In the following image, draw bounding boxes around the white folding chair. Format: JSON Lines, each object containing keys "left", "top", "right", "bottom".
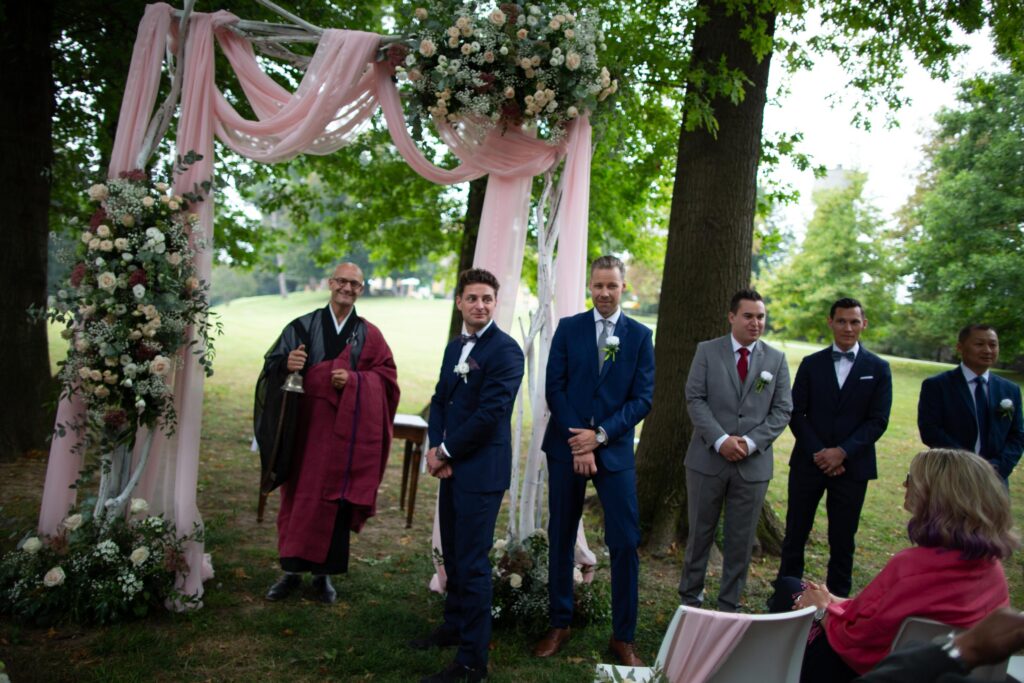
{"left": 891, "top": 616, "right": 1008, "bottom": 681}
{"left": 595, "top": 605, "right": 816, "bottom": 683}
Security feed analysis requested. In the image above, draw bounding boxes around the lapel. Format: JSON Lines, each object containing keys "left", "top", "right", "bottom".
{"left": 739, "top": 340, "right": 764, "bottom": 402}
{"left": 722, "top": 336, "right": 742, "bottom": 397}
{"left": 446, "top": 322, "right": 498, "bottom": 400}
{"left": 597, "top": 314, "right": 630, "bottom": 386}
{"left": 836, "top": 346, "right": 865, "bottom": 408}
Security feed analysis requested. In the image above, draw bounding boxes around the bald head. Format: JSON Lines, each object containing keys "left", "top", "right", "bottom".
{"left": 328, "top": 262, "right": 364, "bottom": 318}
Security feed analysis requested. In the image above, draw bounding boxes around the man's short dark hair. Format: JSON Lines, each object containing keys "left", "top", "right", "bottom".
{"left": 590, "top": 255, "right": 626, "bottom": 279}
{"left": 829, "top": 297, "right": 864, "bottom": 319}
{"left": 455, "top": 268, "right": 500, "bottom": 298}
{"left": 729, "top": 288, "right": 763, "bottom": 313}
{"left": 958, "top": 324, "right": 997, "bottom": 344}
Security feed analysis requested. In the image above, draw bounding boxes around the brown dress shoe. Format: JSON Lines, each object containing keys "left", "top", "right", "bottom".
{"left": 608, "top": 638, "right": 644, "bottom": 667}
{"left": 532, "top": 627, "right": 571, "bottom": 657}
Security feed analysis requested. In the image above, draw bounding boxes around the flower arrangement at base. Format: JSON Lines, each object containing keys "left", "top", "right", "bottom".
{"left": 39, "top": 164, "right": 217, "bottom": 461}
{"left": 389, "top": 1, "right": 617, "bottom": 139}
{"left": 0, "top": 502, "right": 201, "bottom": 625}
{"left": 490, "top": 528, "right": 609, "bottom": 632}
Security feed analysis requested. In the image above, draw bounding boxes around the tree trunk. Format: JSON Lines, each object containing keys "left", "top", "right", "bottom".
{"left": 636, "top": 0, "right": 778, "bottom": 554}
{"left": 0, "top": 0, "right": 57, "bottom": 461}
{"left": 446, "top": 176, "right": 487, "bottom": 341}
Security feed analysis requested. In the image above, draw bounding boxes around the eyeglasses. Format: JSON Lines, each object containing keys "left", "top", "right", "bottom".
{"left": 903, "top": 473, "right": 912, "bottom": 488}
{"left": 329, "top": 277, "right": 363, "bottom": 289}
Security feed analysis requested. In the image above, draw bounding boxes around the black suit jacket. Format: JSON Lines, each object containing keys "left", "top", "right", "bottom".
{"left": 788, "top": 345, "right": 893, "bottom": 481}
{"left": 856, "top": 643, "right": 995, "bottom": 682}
{"left": 918, "top": 367, "right": 1024, "bottom": 479}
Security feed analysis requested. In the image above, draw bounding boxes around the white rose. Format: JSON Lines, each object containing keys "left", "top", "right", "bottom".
{"left": 167, "top": 201, "right": 180, "bottom": 211}
{"left": 81, "top": 231, "right": 94, "bottom": 243}
{"left": 1001, "top": 398, "right": 1014, "bottom": 410}
{"left": 96, "top": 224, "right": 111, "bottom": 238}
{"left": 122, "top": 253, "right": 134, "bottom": 262}
{"left": 493, "top": 539, "right": 508, "bottom": 551}
{"left": 88, "top": 184, "right": 109, "bottom": 201}
{"left": 605, "top": 335, "right": 620, "bottom": 348}
{"left": 567, "top": 106, "right": 579, "bottom": 118}
{"left": 508, "top": 573, "right": 523, "bottom": 588}
{"left": 22, "top": 536, "right": 42, "bottom": 554}
{"left": 150, "top": 355, "right": 172, "bottom": 377}
{"left": 43, "top": 566, "right": 66, "bottom": 587}
{"left": 129, "top": 546, "right": 150, "bottom": 566}
{"left": 130, "top": 498, "right": 149, "bottom": 514}
{"left": 132, "top": 284, "right": 146, "bottom": 299}
{"left": 499, "top": 46, "right": 509, "bottom": 55}
{"left": 99, "top": 240, "right": 114, "bottom": 252}
{"left": 114, "top": 238, "right": 130, "bottom": 250}
{"left": 760, "top": 371, "right": 773, "bottom": 382}
{"left": 89, "top": 238, "right": 101, "bottom": 251}
{"left": 97, "top": 271, "right": 117, "bottom": 292}
{"left": 63, "top": 513, "right": 84, "bottom": 531}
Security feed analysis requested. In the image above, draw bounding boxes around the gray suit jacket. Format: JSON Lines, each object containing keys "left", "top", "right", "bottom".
{"left": 684, "top": 335, "right": 793, "bottom": 482}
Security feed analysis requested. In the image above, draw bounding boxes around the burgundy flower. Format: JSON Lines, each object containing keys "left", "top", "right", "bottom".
{"left": 119, "top": 169, "right": 148, "bottom": 182}
{"left": 103, "top": 409, "right": 128, "bottom": 429}
{"left": 474, "top": 72, "right": 496, "bottom": 94}
{"left": 90, "top": 208, "right": 108, "bottom": 228}
{"left": 48, "top": 534, "right": 70, "bottom": 557}
{"left": 500, "top": 101, "right": 524, "bottom": 127}
{"left": 128, "top": 268, "right": 148, "bottom": 287}
{"left": 133, "top": 342, "right": 159, "bottom": 362}
{"left": 499, "top": 3, "right": 521, "bottom": 22}
{"left": 386, "top": 43, "right": 410, "bottom": 69}
{"left": 69, "top": 262, "right": 88, "bottom": 288}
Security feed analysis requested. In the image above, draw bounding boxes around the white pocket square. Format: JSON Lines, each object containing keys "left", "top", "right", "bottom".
{"left": 859, "top": 375, "right": 874, "bottom": 380}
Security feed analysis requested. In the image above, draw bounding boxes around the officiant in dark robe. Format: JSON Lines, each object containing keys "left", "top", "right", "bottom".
{"left": 255, "top": 262, "right": 400, "bottom": 603}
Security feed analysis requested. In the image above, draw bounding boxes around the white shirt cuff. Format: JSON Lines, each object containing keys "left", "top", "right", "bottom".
{"left": 743, "top": 436, "right": 757, "bottom": 454}
{"left": 713, "top": 434, "right": 729, "bottom": 453}
{"left": 439, "top": 442, "right": 452, "bottom": 460}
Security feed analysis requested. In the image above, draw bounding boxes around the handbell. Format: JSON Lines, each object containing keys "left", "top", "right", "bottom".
{"left": 281, "top": 371, "right": 305, "bottom": 393}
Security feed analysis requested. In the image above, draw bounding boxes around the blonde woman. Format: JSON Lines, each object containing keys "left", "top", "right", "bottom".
{"left": 779, "top": 448, "right": 1017, "bottom": 682}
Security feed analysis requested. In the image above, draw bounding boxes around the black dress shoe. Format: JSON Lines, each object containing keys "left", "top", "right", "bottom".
{"left": 311, "top": 575, "right": 337, "bottom": 604}
{"left": 265, "top": 573, "right": 302, "bottom": 601}
{"left": 419, "top": 662, "right": 487, "bottom": 682}
{"left": 408, "top": 626, "right": 461, "bottom": 650}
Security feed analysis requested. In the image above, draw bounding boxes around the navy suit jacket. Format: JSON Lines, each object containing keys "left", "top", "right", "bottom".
{"left": 788, "top": 345, "right": 893, "bottom": 481}
{"left": 543, "top": 310, "right": 655, "bottom": 472}
{"left": 918, "top": 366, "right": 1024, "bottom": 479}
{"left": 428, "top": 322, "right": 525, "bottom": 493}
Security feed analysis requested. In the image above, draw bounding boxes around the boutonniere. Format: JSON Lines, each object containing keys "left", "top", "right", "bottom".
{"left": 603, "top": 335, "right": 620, "bottom": 363}
{"left": 999, "top": 398, "right": 1015, "bottom": 419}
{"left": 454, "top": 361, "right": 471, "bottom": 383}
{"left": 755, "top": 370, "right": 773, "bottom": 393}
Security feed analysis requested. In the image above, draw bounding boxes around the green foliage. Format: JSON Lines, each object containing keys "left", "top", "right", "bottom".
{"left": 898, "top": 71, "right": 1024, "bottom": 362}
{"left": 0, "top": 506, "right": 199, "bottom": 626}
{"left": 760, "top": 170, "right": 897, "bottom": 342}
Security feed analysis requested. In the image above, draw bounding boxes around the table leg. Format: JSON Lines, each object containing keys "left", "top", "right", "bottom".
{"left": 400, "top": 439, "right": 412, "bottom": 511}
{"left": 406, "top": 442, "right": 421, "bottom": 529}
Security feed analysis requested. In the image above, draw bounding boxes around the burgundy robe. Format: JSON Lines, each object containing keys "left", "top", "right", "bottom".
{"left": 277, "top": 321, "right": 399, "bottom": 564}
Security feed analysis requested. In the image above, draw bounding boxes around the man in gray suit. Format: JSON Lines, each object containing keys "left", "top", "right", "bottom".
{"left": 679, "top": 288, "right": 793, "bottom": 612}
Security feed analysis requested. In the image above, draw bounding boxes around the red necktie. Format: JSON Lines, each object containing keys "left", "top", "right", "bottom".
{"left": 737, "top": 347, "right": 750, "bottom": 383}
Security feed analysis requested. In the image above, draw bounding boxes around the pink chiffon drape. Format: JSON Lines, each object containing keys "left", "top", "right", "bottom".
{"left": 38, "top": 3, "right": 592, "bottom": 602}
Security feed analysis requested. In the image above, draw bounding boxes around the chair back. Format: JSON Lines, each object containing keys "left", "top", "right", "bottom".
{"left": 701, "top": 606, "right": 816, "bottom": 683}
{"left": 653, "top": 606, "right": 685, "bottom": 669}
{"left": 891, "top": 616, "right": 1008, "bottom": 681}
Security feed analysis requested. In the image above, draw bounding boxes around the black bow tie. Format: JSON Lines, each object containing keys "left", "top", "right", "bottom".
{"left": 459, "top": 333, "right": 478, "bottom": 345}
{"left": 832, "top": 350, "right": 855, "bottom": 362}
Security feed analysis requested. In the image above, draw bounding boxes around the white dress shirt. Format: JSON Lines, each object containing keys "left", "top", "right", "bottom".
{"left": 961, "top": 364, "right": 991, "bottom": 454}
{"left": 593, "top": 307, "right": 622, "bottom": 341}
{"left": 440, "top": 319, "right": 495, "bottom": 459}
{"left": 833, "top": 342, "right": 859, "bottom": 389}
{"left": 714, "top": 336, "right": 759, "bottom": 455}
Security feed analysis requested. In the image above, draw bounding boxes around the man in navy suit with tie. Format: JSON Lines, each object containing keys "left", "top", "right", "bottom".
{"left": 532, "top": 255, "right": 655, "bottom": 667}
{"left": 414, "top": 268, "right": 524, "bottom": 683}
{"left": 918, "top": 324, "right": 1024, "bottom": 482}
{"left": 772, "top": 298, "right": 892, "bottom": 604}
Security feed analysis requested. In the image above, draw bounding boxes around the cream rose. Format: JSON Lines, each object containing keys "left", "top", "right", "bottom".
{"left": 414, "top": 7, "right": 428, "bottom": 20}
{"left": 99, "top": 240, "right": 114, "bottom": 252}
{"left": 419, "top": 39, "right": 436, "bottom": 57}
{"left": 150, "top": 355, "right": 172, "bottom": 377}
{"left": 43, "top": 566, "right": 66, "bottom": 587}
{"left": 166, "top": 252, "right": 182, "bottom": 266}
{"left": 508, "top": 573, "right": 523, "bottom": 588}
{"left": 130, "top": 498, "right": 149, "bottom": 514}
{"left": 93, "top": 385, "right": 110, "bottom": 398}
{"left": 22, "top": 537, "right": 42, "bottom": 554}
{"left": 129, "top": 546, "right": 150, "bottom": 567}
{"left": 96, "top": 224, "right": 111, "bottom": 238}
{"left": 97, "top": 271, "right": 117, "bottom": 292}
{"left": 167, "top": 201, "right": 180, "bottom": 211}
{"left": 142, "top": 196, "right": 156, "bottom": 208}
{"left": 63, "top": 513, "right": 84, "bottom": 531}
{"left": 488, "top": 8, "right": 506, "bottom": 25}
{"left": 114, "top": 238, "right": 130, "bottom": 250}
{"left": 81, "top": 231, "right": 94, "bottom": 244}
{"left": 121, "top": 214, "right": 135, "bottom": 227}
{"left": 88, "top": 184, "right": 109, "bottom": 201}
{"left": 566, "top": 52, "right": 582, "bottom": 70}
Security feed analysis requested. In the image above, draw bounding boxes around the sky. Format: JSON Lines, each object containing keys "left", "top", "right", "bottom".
{"left": 761, "top": 27, "right": 1004, "bottom": 238}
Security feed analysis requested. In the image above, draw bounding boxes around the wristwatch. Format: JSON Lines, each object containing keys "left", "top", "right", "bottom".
{"left": 595, "top": 428, "right": 608, "bottom": 446}
{"left": 937, "top": 632, "right": 965, "bottom": 667}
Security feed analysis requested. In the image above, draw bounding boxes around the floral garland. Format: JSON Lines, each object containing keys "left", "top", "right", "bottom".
{"left": 41, "top": 166, "right": 217, "bottom": 454}
{"left": 387, "top": 0, "right": 617, "bottom": 138}
{"left": 0, "top": 500, "right": 200, "bottom": 625}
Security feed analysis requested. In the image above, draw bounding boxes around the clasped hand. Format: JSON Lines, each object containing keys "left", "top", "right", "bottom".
{"left": 813, "top": 447, "right": 846, "bottom": 477}
{"left": 426, "top": 447, "right": 452, "bottom": 479}
{"left": 719, "top": 436, "right": 749, "bottom": 462}
{"left": 568, "top": 428, "right": 599, "bottom": 477}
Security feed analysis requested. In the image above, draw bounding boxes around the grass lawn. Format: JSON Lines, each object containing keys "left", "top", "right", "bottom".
{"left": 2, "top": 293, "right": 1023, "bottom": 681}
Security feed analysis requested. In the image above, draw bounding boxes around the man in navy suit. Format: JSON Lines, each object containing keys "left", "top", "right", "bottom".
{"left": 532, "top": 255, "right": 655, "bottom": 667}
{"left": 772, "top": 298, "right": 892, "bottom": 604}
{"left": 918, "top": 324, "right": 1024, "bottom": 482}
{"left": 413, "top": 268, "right": 524, "bottom": 683}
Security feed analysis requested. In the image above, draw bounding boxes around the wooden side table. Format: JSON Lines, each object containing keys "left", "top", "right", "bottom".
{"left": 394, "top": 413, "right": 429, "bottom": 529}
